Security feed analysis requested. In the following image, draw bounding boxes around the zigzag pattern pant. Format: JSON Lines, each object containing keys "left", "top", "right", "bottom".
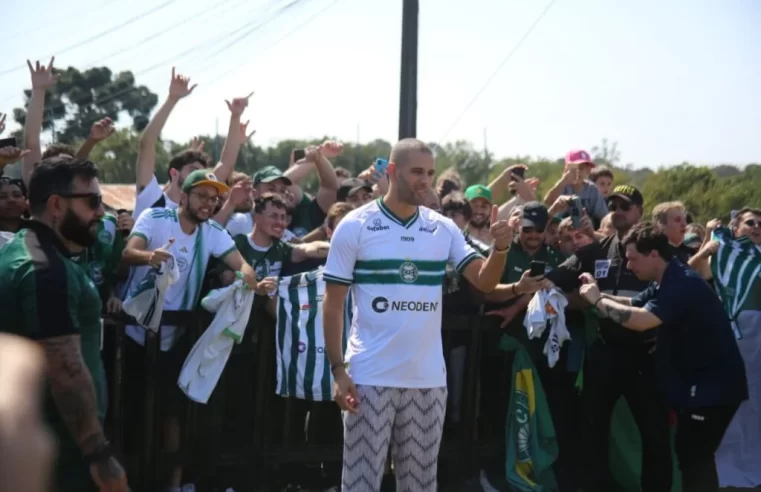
{"left": 342, "top": 385, "right": 447, "bottom": 492}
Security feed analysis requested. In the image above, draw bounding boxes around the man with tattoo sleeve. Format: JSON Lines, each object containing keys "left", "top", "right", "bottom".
{"left": 578, "top": 222, "right": 747, "bottom": 492}
{"left": 545, "top": 185, "right": 673, "bottom": 492}
{"left": 0, "top": 156, "right": 129, "bottom": 492}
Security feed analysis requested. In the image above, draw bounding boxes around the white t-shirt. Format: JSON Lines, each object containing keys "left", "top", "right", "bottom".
{"left": 125, "top": 207, "right": 236, "bottom": 351}
{"left": 132, "top": 175, "right": 179, "bottom": 219}
{"left": 226, "top": 212, "right": 297, "bottom": 242}
{"left": 324, "top": 199, "right": 481, "bottom": 388}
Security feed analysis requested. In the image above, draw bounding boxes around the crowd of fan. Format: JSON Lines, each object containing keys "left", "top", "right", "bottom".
{"left": 0, "top": 58, "right": 760, "bottom": 492}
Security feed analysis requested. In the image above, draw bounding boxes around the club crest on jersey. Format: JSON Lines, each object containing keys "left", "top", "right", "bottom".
{"left": 399, "top": 261, "right": 419, "bottom": 283}
{"left": 98, "top": 229, "right": 113, "bottom": 244}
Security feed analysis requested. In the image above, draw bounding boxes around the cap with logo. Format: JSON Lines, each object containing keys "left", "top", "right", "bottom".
{"left": 253, "top": 165, "right": 293, "bottom": 187}
{"left": 464, "top": 184, "right": 493, "bottom": 203}
{"left": 608, "top": 184, "right": 644, "bottom": 206}
{"left": 337, "top": 178, "right": 373, "bottom": 202}
{"left": 565, "top": 149, "right": 595, "bottom": 167}
{"left": 521, "top": 201, "right": 550, "bottom": 230}
{"left": 181, "top": 169, "right": 230, "bottom": 194}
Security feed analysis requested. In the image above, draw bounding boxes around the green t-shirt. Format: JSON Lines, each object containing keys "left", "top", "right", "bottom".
{"left": 0, "top": 221, "right": 106, "bottom": 424}
{"left": 71, "top": 214, "right": 125, "bottom": 301}
{"left": 288, "top": 194, "right": 327, "bottom": 238}
{"left": 233, "top": 233, "right": 294, "bottom": 281}
{"left": 489, "top": 240, "right": 566, "bottom": 360}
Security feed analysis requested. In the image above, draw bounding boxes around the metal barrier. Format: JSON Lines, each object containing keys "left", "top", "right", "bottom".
{"left": 104, "top": 310, "right": 503, "bottom": 491}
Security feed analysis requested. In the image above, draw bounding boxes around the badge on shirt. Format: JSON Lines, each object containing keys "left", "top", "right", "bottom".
{"left": 594, "top": 259, "right": 611, "bottom": 279}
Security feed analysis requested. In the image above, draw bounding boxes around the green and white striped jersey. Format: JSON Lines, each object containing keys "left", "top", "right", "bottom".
{"left": 711, "top": 227, "right": 761, "bottom": 338}
{"left": 324, "top": 199, "right": 483, "bottom": 389}
{"left": 275, "top": 268, "right": 351, "bottom": 401}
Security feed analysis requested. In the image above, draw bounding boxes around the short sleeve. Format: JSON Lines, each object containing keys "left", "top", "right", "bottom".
{"left": 642, "top": 286, "right": 685, "bottom": 326}
{"left": 208, "top": 220, "right": 237, "bottom": 258}
{"left": 323, "top": 216, "right": 360, "bottom": 285}
{"left": 129, "top": 208, "right": 158, "bottom": 244}
{"left": 19, "top": 263, "right": 80, "bottom": 339}
{"left": 586, "top": 184, "right": 609, "bottom": 221}
{"left": 226, "top": 213, "right": 253, "bottom": 237}
{"left": 444, "top": 220, "right": 481, "bottom": 274}
{"left": 132, "top": 176, "right": 164, "bottom": 219}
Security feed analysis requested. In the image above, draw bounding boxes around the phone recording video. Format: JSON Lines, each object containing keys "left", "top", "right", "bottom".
{"left": 529, "top": 261, "right": 546, "bottom": 277}
{"left": 293, "top": 149, "right": 306, "bottom": 162}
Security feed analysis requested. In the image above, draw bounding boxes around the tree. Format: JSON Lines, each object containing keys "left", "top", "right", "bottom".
{"left": 86, "top": 129, "right": 171, "bottom": 184}
{"left": 12, "top": 66, "right": 158, "bottom": 145}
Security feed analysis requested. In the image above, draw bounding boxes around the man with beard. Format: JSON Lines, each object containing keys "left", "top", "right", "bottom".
{"left": 0, "top": 156, "right": 129, "bottom": 492}
{"left": 546, "top": 184, "right": 673, "bottom": 492}
{"left": 464, "top": 184, "right": 494, "bottom": 244}
{"left": 323, "top": 138, "right": 512, "bottom": 491}
{"left": 121, "top": 169, "right": 256, "bottom": 492}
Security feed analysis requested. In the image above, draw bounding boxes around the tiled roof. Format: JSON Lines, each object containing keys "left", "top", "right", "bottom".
{"left": 100, "top": 184, "right": 139, "bottom": 212}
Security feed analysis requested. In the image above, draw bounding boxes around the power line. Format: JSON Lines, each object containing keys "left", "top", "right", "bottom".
{"left": 432, "top": 0, "right": 557, "bottom": 151}
{"left": 200, "top": 0, "right": 339, "bottom": 90}
{"left": 7, "top": 0, "right": 121, "bottom": 40}
{"left": 0, "top": 0, "right": 180, "bottom": 76}
{"left": 30, "top": 0, "right": 311, "bottom": 127}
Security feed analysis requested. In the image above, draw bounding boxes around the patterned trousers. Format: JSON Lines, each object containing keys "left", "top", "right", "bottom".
{"left": 342, "top": 385, "right": 447, "bottom": 492}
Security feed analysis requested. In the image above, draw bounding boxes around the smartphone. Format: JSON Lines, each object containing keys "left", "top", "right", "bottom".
{"left": 374, "top": 158, "right": 389, "bottom": 175}
{"left": 293, "top": 149, "right": 306, "bottom": 161}
{"left": 529, "top": 260, "right": 546, "bottom": 277}
{"left": 0, "top": 137, "right": 17, "bottom": 148}
{"left": 569, "top": 197, "right": 583, "bottom": 228}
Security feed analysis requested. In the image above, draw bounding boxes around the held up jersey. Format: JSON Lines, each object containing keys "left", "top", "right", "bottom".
{"left": 323, "top": 199, "right": 482, "bottom": 388}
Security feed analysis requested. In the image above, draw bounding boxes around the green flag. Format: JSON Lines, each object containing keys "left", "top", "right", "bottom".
{"left": 500, "top": 336, "right": 559, "bottom": 491}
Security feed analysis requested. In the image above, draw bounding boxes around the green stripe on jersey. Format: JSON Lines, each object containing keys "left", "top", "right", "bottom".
{"left": 353, "top": 272, "right": 445, "bottom": 286}
{"left": 354, "top": 259, "right": 447, "bottom": 271}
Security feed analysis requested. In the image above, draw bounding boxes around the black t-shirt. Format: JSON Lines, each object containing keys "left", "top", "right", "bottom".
{"left": 547, "top": 234, "right": 652, "bottom": 347}
{"left": 631, "top": 260, "right": 748, "bottom": 409}
{"left": 670, "top": 242, "right": 692, "bottom": 264}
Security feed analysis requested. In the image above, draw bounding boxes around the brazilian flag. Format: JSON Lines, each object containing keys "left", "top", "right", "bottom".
{"left": 500, "top": 336, "right": 559, "bottom": 491}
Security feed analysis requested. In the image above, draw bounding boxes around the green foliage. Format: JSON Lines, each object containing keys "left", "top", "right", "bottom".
{"left": 84, "top": 132, "right": 758, "bottom": 222}
{"left": 12, "top": 66, "right": 158, "bottom": 145}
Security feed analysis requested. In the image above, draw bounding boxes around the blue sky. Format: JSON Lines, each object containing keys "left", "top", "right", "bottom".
{"left": 3, "top": 0, "right": 760, "bottom": 169}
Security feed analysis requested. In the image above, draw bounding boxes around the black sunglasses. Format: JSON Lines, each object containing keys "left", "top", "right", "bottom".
{"left": 607, "top": 200, "right": 631, "bottom": 212}
{"left": 744, "top": 219, "right": 761, "bottom": 228}
{"left": 58, "top": 192, "right": 103, "bottom": 210}
{"left": 521, "top": 226, "right": 546, "bottom": 234}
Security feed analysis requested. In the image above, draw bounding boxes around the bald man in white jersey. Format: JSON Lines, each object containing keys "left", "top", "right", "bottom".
{"left": 322, "top": 138, "right": 513, "bottom": 491}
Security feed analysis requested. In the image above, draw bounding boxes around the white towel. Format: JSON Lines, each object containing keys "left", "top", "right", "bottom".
{"left": 177, "top": 278, "right": 254, "bottom": 404}
{"left": 122, "top": 255, "right": 180, "bottom": 332}
{"left": 523, "top": 288, "right": 570, "bottom": 368}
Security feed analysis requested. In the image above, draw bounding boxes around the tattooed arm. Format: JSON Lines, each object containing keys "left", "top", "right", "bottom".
{"left": 600, "top": 293, "right": 633, "bottom": 306}
{"left": 39, "top": 335, "right": 106, "bottom": 453}
{"left": 593, "top": 298, "right": 662, "bottom": 331}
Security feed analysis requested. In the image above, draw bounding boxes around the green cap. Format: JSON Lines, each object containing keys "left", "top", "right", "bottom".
{"left": 464, "top": 184, "right": 493, "bottom": 203}
{"left": 181, "top": 169, "right": 229, "bottom": 194}
{"left": 253, "top": 165, "right": 292, "bottom": 186}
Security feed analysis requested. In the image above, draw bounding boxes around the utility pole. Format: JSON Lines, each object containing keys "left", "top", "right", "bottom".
{"left": 398, "top": 0, "right": 419, "bottom": 140}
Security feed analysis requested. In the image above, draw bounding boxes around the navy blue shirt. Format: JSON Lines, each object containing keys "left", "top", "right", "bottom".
{"left": 631, "top": 260, "right": 748, "bottom": 409}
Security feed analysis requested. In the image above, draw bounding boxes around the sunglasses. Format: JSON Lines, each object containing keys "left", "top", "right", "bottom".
{"left": 58, "top": 192, "right": 103, "bottom": 210}
{"left": 521, "top": 227, "right": 545, "bottom": 234}
{"left": 607, "top": 200, "right": 631, "bottom": 212}
{"left": 744, "top": 219, "right": 761, "bottom": 228}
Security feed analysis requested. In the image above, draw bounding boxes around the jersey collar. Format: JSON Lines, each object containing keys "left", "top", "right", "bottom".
{"left": 21, "top": 219, "right": 79, "bottom": 258}
{"left": 377, "top": 198, "right": 419, "bottom": 229}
